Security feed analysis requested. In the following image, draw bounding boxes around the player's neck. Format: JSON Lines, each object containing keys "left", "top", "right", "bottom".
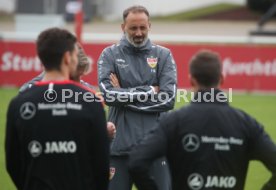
{"left": 71, "top": 76, "right": 81, "bottom": 83}
{"left": 42, "top": 70, "right": 69, "bottom": 82}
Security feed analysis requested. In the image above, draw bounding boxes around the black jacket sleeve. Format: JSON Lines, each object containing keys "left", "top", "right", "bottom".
{"left": 244, "top": 113, "right": 276, "bottom": 190}
{"left": 5, "top": 98, "right": 22, "bottom": 189}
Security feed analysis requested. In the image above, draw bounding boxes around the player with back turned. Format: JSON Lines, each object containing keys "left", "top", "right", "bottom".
{"left": 129, "top": 50, "right": 276, "bottom": 190}
{"left": 5, "top": 27, "right": 110, "bottom": 190}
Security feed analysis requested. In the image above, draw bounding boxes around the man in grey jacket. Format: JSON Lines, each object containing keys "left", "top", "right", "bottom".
{"left": 98, "top": 5, "right": 177, "bottom": 190}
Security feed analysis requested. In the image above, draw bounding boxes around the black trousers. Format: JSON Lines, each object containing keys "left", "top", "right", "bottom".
{"left": 109, "top": 156, "right": 171, "bottom": 190}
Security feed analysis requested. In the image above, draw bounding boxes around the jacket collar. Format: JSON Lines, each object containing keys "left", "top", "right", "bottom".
{"left": 191, "top": 88, "right": 229, "bottom": 105}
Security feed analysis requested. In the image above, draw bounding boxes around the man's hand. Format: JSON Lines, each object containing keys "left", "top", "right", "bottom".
{"left": 152, "top": 86, "right": 160, "bottom": 94}
{"left": 107, "top": 122, "right": 116, "bottom": 139}
{"left": 110, "top": 73, "right": 120, "bottom": 88}
{"left": 150, "top": 86, "right": 160, "bottom": 94}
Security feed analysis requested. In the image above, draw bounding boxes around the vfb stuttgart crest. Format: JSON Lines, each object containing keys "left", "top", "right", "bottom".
{"left": 147, "top": 57, "right": 158, "bottom": 69}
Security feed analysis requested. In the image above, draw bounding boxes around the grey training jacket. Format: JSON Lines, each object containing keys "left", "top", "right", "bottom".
{"left": 98, "top": 36, "right": 177, "bottom": 155}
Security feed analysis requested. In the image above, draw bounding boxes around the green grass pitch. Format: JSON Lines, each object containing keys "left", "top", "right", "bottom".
{"left": 0, "top": 88, "right": 275, "bottom": 190}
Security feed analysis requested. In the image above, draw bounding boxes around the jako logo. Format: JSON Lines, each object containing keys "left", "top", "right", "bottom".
{"left": 205, "top": 176, "right": 236, "bottom": 189}
{"left": 187, "top": 173, "right": 236, "bottom": 190}
{"left": 44, "top": 141, "right": 77, "bottom": 154}
{"left": 28, "top": 141, "right": 77, "bottom": 157}
{"left": 28, "top": 140, "right": 43, "bottom": 157}
{"left": 187, "top": 173, "right": 204, "bottom": 190}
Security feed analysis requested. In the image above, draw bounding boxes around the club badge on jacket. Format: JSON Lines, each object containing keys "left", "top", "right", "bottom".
{"left": 147, "top": 57, "right": 158, "bottom": 73}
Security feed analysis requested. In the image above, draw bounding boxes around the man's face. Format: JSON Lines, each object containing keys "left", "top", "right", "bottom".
{"left": 69, "top": 44, "right": 90, "bottom": 81}
{"left": 121, "top": 12, "right": 150, "bottom": 47}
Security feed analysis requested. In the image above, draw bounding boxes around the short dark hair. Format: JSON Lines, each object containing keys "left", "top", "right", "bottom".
{"left": 189, "top": 50, "right": 222, "bottom": 88}
{"left": 123, "top": 5, "right": 149, "bottom": 22}
{"left": 36, "top": 27, "right": 77, "bottom": 71}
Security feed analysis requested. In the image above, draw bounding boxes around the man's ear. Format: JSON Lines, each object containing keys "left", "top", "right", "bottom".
{"left": 189, "top": 74, "right": 196, "bottom": 87}
{"left": 63, "top": 51, "right": 71, "bottom": 65}
{"left": 121, "top": 23, "right": 125, "bottom": 32}
{"left": 219, "top": 74, "right": 224, "bottom": 86}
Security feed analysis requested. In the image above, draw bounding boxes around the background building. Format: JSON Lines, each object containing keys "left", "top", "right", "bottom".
{"left": 97, "top": 0, "right": 246, "bottom": 20}
{"left": 1, "top": 0, "right": 246, "bottom": 21}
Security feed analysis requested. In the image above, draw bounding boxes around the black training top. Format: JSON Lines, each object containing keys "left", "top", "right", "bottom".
{"left": 129, "top": 89, "right": 276, "bottom": 190}
{"left": 5, "top": 80, "right": 109, "bottom": 190}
